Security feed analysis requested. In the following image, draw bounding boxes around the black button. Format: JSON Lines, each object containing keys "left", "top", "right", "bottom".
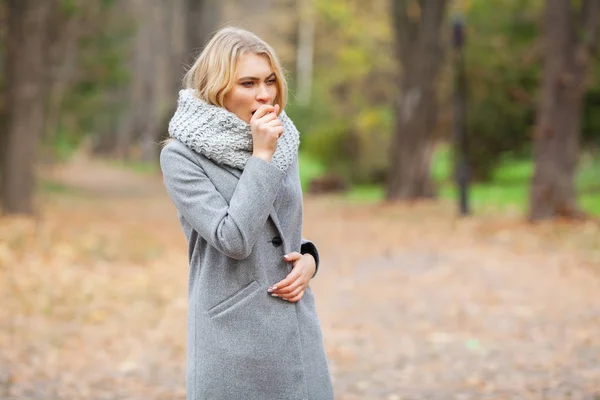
{"left": 271, "top": 236, "right": 282, "bottom": 247}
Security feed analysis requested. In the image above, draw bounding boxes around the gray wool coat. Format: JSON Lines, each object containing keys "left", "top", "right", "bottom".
{"left": 160, "top": 139, "right": 334, "bottom": 400}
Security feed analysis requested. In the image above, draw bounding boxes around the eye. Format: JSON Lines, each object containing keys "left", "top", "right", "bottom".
{"left": 241, "top": 81, "right": 254, "bottom": 87}
{"left": 266, "top": 79, "right": 277, "bottom": 85}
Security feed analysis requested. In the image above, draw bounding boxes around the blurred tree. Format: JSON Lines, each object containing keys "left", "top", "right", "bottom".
{"left": 461, "top": 0, "right": 541, "bottom": 181}
{"left": 1, "top": 0, "right": 54, "bottom": 214}
{"left": 94, "top": 0, "right": 219, "bottom": 162}
{"left": 185, "top": 0, "right": 221, "bottom": 55}
{"left": 296, "top": 0, "right": 315, "bottom": 106}
{"left": 222, "top": 0, "right": 297, "bottom": 70}
{"left": 98, "top": 0, "right": 187, "bottom": 162}
{"left": 386, "top": 0, "right": 449, "bottom": 200}
{"left": 529, "top": 0, "right": 600, "bottom": 220}
{"left": 134, "top": 0, "right": 182, "bottom": 162}
{"left": 43, "top": 1, "right": 93, "bottom": 152}
{"left": 42, "top": 0, "right": 121, "bottom": 161}
{"left": 296, "top": 0, "right": 397, "bottom": 184}
{"left": 49, "top": 0, "right": 132, "bottom": 161}
{"left": 132, "top": 0, "right": 218, "bottom": 162}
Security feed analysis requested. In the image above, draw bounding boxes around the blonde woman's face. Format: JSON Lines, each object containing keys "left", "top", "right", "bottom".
{"left": 224, "top": 53, "right": 278, "bottom": 123}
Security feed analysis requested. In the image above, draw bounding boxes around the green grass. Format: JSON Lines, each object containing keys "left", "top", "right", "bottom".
{"left": 298, "top": 152, "right": 326, "bottom": 192}
{"left": 435, "top": 147, "right": 600, "bottom": 215}
{"left": 438, "top": 151, "right": 534, "bottom": 213}
{"left": 299, "top": 146, "right": 600, "bottom": 215}
{"left": 346, "top": 185, "right": 385, "bottom": 202}
{"left": 577, "top": 151, "right": 600, "bottom": 214}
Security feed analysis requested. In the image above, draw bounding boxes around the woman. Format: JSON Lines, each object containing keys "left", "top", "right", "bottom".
{"left": 160, "top": 27, "right": 334, "bottom": 400}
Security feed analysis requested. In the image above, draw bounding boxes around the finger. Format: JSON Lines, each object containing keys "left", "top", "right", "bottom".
{"left": 274, "top": 126, "right": 284, "bottom": 139}
{"left": 274, "top": 273, "right": 300, "bottom": 292}
{"left": 266, "top": 119, "right": 282, "bottom": 128}
{"left": 268, "top": 272, "right": 298, "bottom": 293}
{"left": 257, "top": 111, "right": 278, "bottom": 124}
{"left": 283, "top": 252, "right": 302, "bottom": 262}
{"left": 280, "top": 285, "right": 304, "bottom": 298}
{"left": 275, "top": 279, "right": 303, "bottom": 295}
{"left": 251, "top": 105, "right": 275, "bottom": 122}
{"left": 288, "top": 290, "right": 305, "bottom": 303}
{"left": 269, "top": 251, "right": 305, "bottom": 292}
{"left": 274, "top": 104, "right": 280, "bottom": 115}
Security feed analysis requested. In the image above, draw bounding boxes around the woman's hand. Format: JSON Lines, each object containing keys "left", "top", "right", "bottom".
{"left": 251, "top": 104, "right": 282, "bottom": 163}
{"left": 268, "top": 252, "right": 316, "bottom": 303}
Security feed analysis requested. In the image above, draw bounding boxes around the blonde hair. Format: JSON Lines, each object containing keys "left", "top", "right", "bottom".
{"left": 184, "top": 26, "right": 288, "bottom": 110}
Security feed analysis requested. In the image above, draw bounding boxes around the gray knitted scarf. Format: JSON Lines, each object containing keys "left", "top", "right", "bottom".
{"left": 168, "top": 89, "right": 300, "bottom": 172}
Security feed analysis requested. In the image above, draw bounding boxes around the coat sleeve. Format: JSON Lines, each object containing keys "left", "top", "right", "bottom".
{"left": 300, "top": 239, "right": 320, "bottom": 278}
{"left": 160, "top": 141, "right": 285, "bottom": 260}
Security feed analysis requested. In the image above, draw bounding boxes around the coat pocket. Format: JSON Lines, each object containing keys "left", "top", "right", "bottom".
{"left": 207, "top": 280, "right": 261, "bottom": 319}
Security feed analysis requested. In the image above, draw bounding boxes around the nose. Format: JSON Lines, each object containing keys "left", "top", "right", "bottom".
{"left": 256, "top": 83, "right": 272, "bottom": 103}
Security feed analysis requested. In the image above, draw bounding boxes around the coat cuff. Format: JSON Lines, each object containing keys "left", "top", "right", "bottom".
{"left": 300, "top": 240, "right": 319, "bottom": 278}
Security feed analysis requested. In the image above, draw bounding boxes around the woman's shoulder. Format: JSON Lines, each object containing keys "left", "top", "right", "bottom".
{"left": 160, "top": 139, "right": 203, "bottom": 170}
{"left": 161, "top": 138, "right": 202, "bottom": 160}
{"left": 160, "top": 139, "right": 228, "bottom": 177}
{"left": 162, "top": 137, "right": 187, "bottom": 152}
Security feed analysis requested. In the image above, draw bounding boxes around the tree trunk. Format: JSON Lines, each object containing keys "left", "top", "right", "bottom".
{"left": 110, "top": 0, "right": 217, "bottom": 162}
{"left": 42, "top": 4, "right": 88, "bottom": 163}
{"left": 185, "top": 0, "right": 221, "bottom": 54}
{"left": 1, "top": 0, "right": 53, "bottom": 215}
{"left": 296, "top": 0, "right": 315, "bottom": 107}
{"left": 386, "top": 0, "right": 449, "bottom": 200}
{"left": 529, "top": 0, "right": 600, "bottom": 220}
{"left": 107, "top": 0, "right": 183, "bottom": 161}
{"left": 139, "top": 0, "right": 169, "bottom": 163}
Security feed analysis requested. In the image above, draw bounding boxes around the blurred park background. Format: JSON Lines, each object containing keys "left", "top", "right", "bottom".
{"left": 2, "top": 0, "right": 600, "bottom": 399}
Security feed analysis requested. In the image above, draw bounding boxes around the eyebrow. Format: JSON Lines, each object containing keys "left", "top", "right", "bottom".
{"left": 238, "top": 73, "right": 276, "bottom": 81}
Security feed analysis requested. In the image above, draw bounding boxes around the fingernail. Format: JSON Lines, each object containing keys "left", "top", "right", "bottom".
{"left": 271, "top": 293, "right": 279, "bottom": 297}
{"left": 283, "top": 255, "right": 289, "bottom": 260}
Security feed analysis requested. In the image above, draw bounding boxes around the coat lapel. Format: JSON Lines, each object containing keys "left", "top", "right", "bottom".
{"left": 267, "top": 207, "right": 288, "bottom": 253}
{"left": 223, "top": 164, "right": 287, "bottom": 250}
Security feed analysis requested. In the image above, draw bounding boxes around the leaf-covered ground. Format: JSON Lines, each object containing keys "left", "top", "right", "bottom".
{"left": 2, "top": 160, "right": 600, "bottom": 400}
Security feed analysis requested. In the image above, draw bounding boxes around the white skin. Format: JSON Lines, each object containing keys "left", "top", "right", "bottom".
{"left": 223, "top": 52, "right": 315, "bottom": 303}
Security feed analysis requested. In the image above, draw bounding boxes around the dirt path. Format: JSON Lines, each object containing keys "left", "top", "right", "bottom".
{"left": 2, "top": 160, "right": 600, "bottom": 399}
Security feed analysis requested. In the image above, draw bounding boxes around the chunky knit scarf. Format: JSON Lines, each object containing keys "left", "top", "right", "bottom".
{"left": 168, "top": 89, "right": 300, "bottom": 172}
